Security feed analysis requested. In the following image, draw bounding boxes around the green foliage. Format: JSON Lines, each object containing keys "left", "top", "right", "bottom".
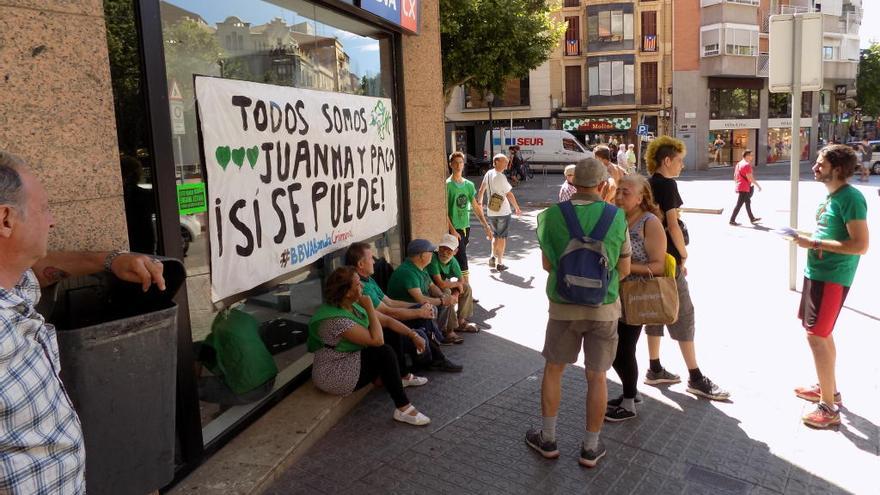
{"left": 440, "top": 0, "right": 565, "bottom": 103}
{"left": 857, "top": 43, "right": 880, "bottom": 116}
{"left": 104, "top": 0, "right": 145, "bottom": 155}
{"left": 163, "top": 18, "right": 223, "bottom": 99}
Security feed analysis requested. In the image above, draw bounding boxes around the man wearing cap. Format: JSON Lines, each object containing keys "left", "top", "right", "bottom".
{"left": 427, "top": 234, "right": 478, "bottom": 334}
{"left": 477, "top": 153, "right": 522, "bottom": 272}
{"left": 558, "top": 164, "right": 577, "bottom": 202}
{"left": 387, "top": 239, "right": 464, "bottom": 345}
{"left": 525, "top": 158, "right": 631, "bottom": 468}
{"left": 344, "top": 242, "right": 463, "bottom": 372}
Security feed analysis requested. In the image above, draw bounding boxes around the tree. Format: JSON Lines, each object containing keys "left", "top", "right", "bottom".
{"left": 857, "top": 43, "right": 880, "bottom": 117}
{"left": 440, "top": 0, "right": 565, "bottom": 104}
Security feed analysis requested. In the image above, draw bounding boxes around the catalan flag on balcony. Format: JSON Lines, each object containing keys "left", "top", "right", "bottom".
{"left": 643, "top": 35, "right": 657, "bottom": 52}
{"left": 565, "top": 39, "right": 579, "bottom": 56}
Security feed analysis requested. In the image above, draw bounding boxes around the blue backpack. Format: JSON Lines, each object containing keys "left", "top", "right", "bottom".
{"left": 556, "top": 200, "right": 618, "bottom": 306}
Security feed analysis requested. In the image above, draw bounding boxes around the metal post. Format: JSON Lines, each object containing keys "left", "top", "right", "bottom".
{"left": 488, "top": 102, "right": 494, "bottom": 157}
{"left": 788, "top": 14, "right": 803, "bottom": 290}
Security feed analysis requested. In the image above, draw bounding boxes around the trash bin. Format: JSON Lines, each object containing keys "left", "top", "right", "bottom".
{"left": 36, "top": 258, "right": 186, "bottom": 495}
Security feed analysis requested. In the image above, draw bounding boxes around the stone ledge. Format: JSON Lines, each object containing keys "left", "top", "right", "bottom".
{"left": 168, "top": 382, "right": 371, "bottom": 495}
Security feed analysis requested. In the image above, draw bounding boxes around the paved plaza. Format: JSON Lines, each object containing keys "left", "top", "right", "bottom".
{"left": 267, "top": 167, "right": 880, "bottom": 494}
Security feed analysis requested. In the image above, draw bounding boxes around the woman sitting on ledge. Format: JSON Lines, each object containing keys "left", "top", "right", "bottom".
{"left": 308, "top": 266, "right": 431, "bottom": 426}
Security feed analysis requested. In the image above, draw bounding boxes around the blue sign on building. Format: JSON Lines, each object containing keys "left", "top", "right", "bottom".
{"left": 359, "top": 0, "right": 420, "bottom": 34}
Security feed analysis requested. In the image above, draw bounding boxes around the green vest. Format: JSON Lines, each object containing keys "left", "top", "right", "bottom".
{"left": 204, "top": 309, "right": 278, "bottom": 395}
{"left": 307, "top": 303, "right": 369, "bottom": 353}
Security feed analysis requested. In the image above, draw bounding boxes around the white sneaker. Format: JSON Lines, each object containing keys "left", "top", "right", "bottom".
{"left": 402, "top": 374, "right": 428, "bottom": 388}
{"left": 393, "top": 405, "right": 431, "bottom": 426}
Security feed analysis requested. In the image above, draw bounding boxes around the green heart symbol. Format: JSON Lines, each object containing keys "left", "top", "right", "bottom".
{"left": 231, "top": 147, "right": 246, "bottom": 168}
{"left": 215, "top": 146, "right": 231, "bottom": 170}
{"left": 246, "top": 146, "right": 259, "bottom": 169}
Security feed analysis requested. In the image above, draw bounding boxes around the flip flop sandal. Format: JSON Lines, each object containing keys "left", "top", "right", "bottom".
{"left": 457, "top": 323, "right": 480, "bottom": 333}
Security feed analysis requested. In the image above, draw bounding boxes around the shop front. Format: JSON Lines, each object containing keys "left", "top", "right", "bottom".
{"left": 562, "top": 116, "right": 635, "bottom": 148}
{"left": 766, "top": 118, "right": 811, "bottom": 163}
{"left": 707, "top": 120, "right": 759, "bottom": 167}
{"left": 100, "top": 0, "right": 437, "bottom": 486}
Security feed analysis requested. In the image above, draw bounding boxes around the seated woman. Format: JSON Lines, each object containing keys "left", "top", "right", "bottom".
{"left": 308, "top": 266, "right": 431, "bottom": 426}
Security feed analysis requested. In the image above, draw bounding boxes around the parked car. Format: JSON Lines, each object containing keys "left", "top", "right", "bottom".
{"left": 847, "top": 140, "right": 880, "bottom": 175}
{"left": 179, "top": 214, "right": 202, "bottom": 255}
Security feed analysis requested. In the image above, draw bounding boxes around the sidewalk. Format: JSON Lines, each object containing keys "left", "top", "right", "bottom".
{"left": 264, "top": 175, "right": 880, "bottom": 494}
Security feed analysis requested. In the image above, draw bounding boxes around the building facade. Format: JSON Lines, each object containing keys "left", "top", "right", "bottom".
{"left": 0, "top": 0, "right": 446, "bottom": 488}
{"left": 672, "top": 0, "right": 862, "bottom": 170}
{"left": 548, "top": 0, "right": 674, "bottom": 149}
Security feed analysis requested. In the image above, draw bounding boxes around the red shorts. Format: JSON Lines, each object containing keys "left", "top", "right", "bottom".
{"left": 798, "top": 277, "right": 849, "bottom": 338}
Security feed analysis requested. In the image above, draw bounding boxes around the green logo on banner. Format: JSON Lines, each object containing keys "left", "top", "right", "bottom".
{"left": 370, "top": 100, "right": 392, "bottom": 141}
{"left": 177, "top": 182, "right": 207, "bottom": 215}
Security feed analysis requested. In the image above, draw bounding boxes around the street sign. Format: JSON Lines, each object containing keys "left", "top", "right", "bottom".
{"left": 769, "top": 14, "right": 823, "bottom": 92}
{"left": 637, "top": 124, "right": 648, "bottom": 136}
{"left": 170, "top": 100, "right": 185, "bottom": 135}
{"left": 169, "top": 80, "right": 184, "bottom": 101}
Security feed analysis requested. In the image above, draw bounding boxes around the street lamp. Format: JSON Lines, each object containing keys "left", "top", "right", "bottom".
{"left": 486, "top": 92, "right": 495, "bottom": 157}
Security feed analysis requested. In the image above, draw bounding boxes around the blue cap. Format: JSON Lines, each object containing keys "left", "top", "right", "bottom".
{"left": 406, "top": 239, "right": 436, "bottom": 257}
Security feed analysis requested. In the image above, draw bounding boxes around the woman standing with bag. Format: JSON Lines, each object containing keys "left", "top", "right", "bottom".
{"left": 605, "top": 175, "right": 669, "bottom": 422}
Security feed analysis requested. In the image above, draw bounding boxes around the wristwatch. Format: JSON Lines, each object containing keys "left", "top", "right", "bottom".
{"left": 103, "top": 250, "right": 128, "bottom": 272}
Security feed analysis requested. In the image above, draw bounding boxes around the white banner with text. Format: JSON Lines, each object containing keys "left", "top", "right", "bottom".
{"left": 195, "top": 77, "right": 398, "bottom": 302}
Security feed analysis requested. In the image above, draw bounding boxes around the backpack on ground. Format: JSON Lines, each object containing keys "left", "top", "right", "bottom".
{"left": 556, "top": 200, "right": 618, "bottom": 306}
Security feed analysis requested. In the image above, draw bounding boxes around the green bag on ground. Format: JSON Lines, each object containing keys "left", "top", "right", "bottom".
{"left": 204, "top": 309, "right": 278, "bottom": 395}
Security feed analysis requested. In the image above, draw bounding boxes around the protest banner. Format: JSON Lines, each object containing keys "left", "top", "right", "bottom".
{"left": 195, "top": 77, "right": 398, "bottom": 302}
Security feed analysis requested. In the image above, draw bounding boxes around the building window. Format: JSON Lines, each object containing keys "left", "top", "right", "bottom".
{"left": 641, "top": 11, "right": 657, "bottom": 51}
{"left": 564, "top": 0, "right": 580, "bottom": 6}
{"left": 587, "top": 3, "right": 635, "bottom": 52}
{"left": 464, "top": 77, "right": 530, "bottom": 109}
{"left": 768, "top": 92, "right": 812, "bottom": 118}
{"left": 701, "top": 25, "right": 757, "bottom": 57}
{"left": 588, "top": 55, "right": 635, "bottom": 105}
{"left": 710, "top": 88, "right": 759, "bottom": 119}
{"left": 564, "top": 16, "right": 581, "bottom": 56}
{"left": 640, "top": 62, "right": 658, "bottom": 105}
{"left": 823, "top": 46, "right": 834, "bottom": 60}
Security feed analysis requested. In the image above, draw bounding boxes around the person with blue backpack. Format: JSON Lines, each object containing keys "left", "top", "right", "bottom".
{"left": 525, "top": 158, "right": 631, "bottom": 468}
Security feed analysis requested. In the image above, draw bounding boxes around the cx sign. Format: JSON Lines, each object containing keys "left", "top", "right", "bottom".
{"left": 360, "top": 0, "right": 420, "bottom": 34}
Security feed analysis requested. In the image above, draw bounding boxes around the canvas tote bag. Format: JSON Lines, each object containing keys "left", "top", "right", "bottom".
{"left": 620, "top": 254, "right": 679, "bottom": 325}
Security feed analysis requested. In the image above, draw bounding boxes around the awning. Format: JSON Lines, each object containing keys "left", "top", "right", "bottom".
{"left": 563, "top": 117, "right": 632, "bottom": 131}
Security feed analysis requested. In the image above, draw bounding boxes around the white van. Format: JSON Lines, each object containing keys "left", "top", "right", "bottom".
{"left": 483, "top": 129, "right": 593, "bottom": 171}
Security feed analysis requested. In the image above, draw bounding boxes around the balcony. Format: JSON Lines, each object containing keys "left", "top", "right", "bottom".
{"left": 564, "top": 38, "right": 582, "bottom": 56}
{"left": 642, "top": 35, "right": 658, "bottom": 52}
{"left": 756, "top": 52, "right": 769, "bottom": 77}
{"left": 701, "top": 2, "right": 762, "bottom": 26}
{"left": 823, "top": 59, "right": 858, "bottom": 81}
{"left": 701, "top": 54, "right": 760, "bottom": 77}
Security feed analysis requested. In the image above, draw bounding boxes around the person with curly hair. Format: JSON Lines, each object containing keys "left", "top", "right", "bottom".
{"left": 308, "top": 266, "right": 431, "bottom": 426}
{"left": 643, "top": 136, "right": 730, "bottom": 401}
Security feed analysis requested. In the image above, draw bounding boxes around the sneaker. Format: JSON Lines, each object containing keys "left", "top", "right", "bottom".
{"left": 687, "top": 376, "right": 730, "bottom": 401}
{"left": 401, "top": 374, "right": 428, "bottom": 388}
{"left": 802, "top": 403, "right": 840, "bottom": 429}
{"left": 428, "top": 359, "right": 463, "bottom": 372}
{"left": 496, "top": 264, "right": 509, "bottom": 272}
{"left": 794, "top": 384, "right": 842, "bottom": 405}
{"left": 644, "top": 368, "right": 681, "bottom": 385}
{"left": 488, "top": 256, "right": 496, "bottom": 268}
{"left": 729, "top": 221, "right": 740, "bottom": 226}
{"left": 604, "top": 406, "right": 637, "bottom": 423}
{"left": 607, "top": 393, "right": 643, "bottom": 407}
{"left": 750, "top": 217, "right": 762, "bottom": 224}
{"left": 525, "top": 428, "right": 560, "bottom": 459}
{"left": 578, "top": 440, "right": 606, "bottom": 468}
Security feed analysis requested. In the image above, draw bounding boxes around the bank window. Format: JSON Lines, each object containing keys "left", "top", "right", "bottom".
{"left": 710, "top": 88, "right": 759, "bottom": 119}
{"left": 587, "top": 3, "right": 634, "bottom": 51}
{"left": 157, "top": 0, "right": 400, "bottom": 447}
{"left": 725, "top": 27, "right": 758, "bottom": 56}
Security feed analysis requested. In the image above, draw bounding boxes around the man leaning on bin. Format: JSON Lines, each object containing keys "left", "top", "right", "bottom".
{"left": 0, "top": 150, "right": 166, "bottom": 495}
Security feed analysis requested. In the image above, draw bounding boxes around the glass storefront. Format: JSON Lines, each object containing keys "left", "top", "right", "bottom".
{"left": 150, "top": 0, "right": 403, "bottom": 455}
{"left": 766, "top": 127, "right": 811, "bottom": 163}
{"left": 707, "top": 129, "right": 754, "bottom": 167}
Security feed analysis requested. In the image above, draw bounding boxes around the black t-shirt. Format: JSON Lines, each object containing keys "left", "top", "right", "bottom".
{"left": 649, "top": 173, "right": 684, "bottom": 263}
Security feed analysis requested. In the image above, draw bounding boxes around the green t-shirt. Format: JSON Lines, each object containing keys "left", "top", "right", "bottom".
{"left": 426, "top": 253, "right": 463, "bottom": 281}
{"left": 447, "top": 177, "right": 477, "bottom": 230}
{"left": 204, "top": 309, "right": 278, "bottom": 395}
{"left": 804, "top": 184, "right": 867, "bottom": 286}
{"left": 537, "top": 200, "right": 628, "bottom": 305}
{"left": 360, "top": 276, "right": 385, "bottom": 307}
{"left": 386, "top": 258, "right": 430, "bottom": 303}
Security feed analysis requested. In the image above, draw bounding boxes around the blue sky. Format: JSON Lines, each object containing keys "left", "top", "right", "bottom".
{"left": 861, "top": 0, "right": 878, "bottom": 48}
{"left": 167, "top": 0, "right": 381, "bottom": 75}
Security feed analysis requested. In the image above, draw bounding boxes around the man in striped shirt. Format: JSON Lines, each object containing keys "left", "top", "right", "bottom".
{"left": 0, "top": 151, "right": 165, "bottom": 494}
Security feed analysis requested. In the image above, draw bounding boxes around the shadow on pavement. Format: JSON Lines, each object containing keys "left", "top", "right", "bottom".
{"left": 489, "top": 271, "right": 535, "bottom": 289}
{"left": 265, "top": 330, "right": 859, "bottom": 495}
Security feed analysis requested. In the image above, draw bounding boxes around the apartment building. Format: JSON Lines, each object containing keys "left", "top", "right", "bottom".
{"left": 672, "top": 0, "right": 862, "bottom": 170}
{"left": 548, "top": 0, "right": 674, "bottom": 148}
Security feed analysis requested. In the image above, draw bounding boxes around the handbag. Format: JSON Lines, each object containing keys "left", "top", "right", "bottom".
{"left": 621, "top": 255, "right": 679, "bottom": 325}
{"left": 486, "top": 172, "right": 504, "bottom": 212}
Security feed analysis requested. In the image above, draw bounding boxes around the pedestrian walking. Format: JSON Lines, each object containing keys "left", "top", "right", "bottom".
{"left": 606, "top": 175, "right": 667, "bottom": 422}
{"left": 617, "top": 144, "right": 628, "bottom": 172}
{"left": 525, "top": 158, "right": 631, "bottom": 468}
{"left": 558, "top": 164, "right": 577, "bottom": 202}
{"left": 729, "top": 150, "right": 762, "bottom": 225}
{"left": 446, "top": 151, "right": 492, "bottom": 281}
{"left": 790, "top": 145, "right": 868, "bottom": 429}
{"left": 477, "top": 153, "right": 522, "bottom": 272}
{"left": 626, "top": 144, "right": 637, "bottom": 174}
{"left": 858, "top": 137, "right": 872, "bottom": 182}
{"left": 644, "top": 137, "right": 730, "bottom": 401}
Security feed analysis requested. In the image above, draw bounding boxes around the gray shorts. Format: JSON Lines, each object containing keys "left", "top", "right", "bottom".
{"left": 542, "top": 319, "right": 618, "bottom": 372}
{"left": 645, "top": 272, "right": 695, "bottom": 341}
{"left": 488, "top": 215, "right": 511, "bottom": 238}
